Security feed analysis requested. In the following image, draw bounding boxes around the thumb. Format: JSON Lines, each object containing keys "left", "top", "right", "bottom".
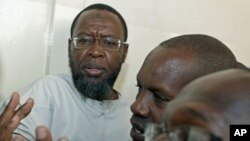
{"left": 35, "top": 126, "right": 52, "bottom": 141}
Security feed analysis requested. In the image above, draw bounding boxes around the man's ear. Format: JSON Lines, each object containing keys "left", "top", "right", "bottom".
{"left": 122, "top": 44, "right": 129, "bottom": 63}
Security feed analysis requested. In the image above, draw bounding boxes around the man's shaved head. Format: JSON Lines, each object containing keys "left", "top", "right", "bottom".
{"left": 158, "top": 34, "right": 237, "bottom": 77}
{"left": 164, "top": 69, "right": 250, "bottom": 141}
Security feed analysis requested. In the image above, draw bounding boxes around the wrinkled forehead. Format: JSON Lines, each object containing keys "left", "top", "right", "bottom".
{"left": 78, "top": 9, "right": 121, "bottom": 24}
{"left": 73, "top": 9, "right": 124, "bottom": 38}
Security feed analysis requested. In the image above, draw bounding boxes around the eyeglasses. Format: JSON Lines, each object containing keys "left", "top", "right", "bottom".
{"left": 167, "top": 125, "right": 223, "bottom": 141}
{"left": 71, "top": 35, "right": 128, "bottom": 52}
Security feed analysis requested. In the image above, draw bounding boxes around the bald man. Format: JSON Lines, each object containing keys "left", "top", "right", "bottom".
{"left": 130, "top": 34, "right": 239, "bottom": 141}
{"left": 153, "top": 69, "right": 250, "bottom": 141}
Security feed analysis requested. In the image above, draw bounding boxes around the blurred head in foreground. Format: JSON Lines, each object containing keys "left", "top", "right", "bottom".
{"left": 151, "top": 69, "right": 250, "bottom": 141}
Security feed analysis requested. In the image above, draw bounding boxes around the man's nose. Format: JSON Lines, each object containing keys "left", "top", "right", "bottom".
{"left": 87, "top": 39, "right": 105, "bottom": 58}
{"left": 130, "top": 92, "right": 150, "bottom": 117}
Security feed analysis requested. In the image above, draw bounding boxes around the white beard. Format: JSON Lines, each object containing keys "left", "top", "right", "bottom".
{"left": 144, "top": 123, "right": 165, "bottom": 141}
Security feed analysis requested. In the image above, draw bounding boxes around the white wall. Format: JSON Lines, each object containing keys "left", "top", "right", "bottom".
{"left": 1, "top": 0, "right": 250, "bottom": 104}
{"left": 0, "top": 0, "right": 84, "bottom": 102}
{"left": 0, "top": 0, "right": 56, "bottom": 101}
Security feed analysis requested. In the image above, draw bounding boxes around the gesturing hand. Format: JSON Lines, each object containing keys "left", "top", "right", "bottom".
{"left": 0, "top": 92, "right": 34, "bottom": 141}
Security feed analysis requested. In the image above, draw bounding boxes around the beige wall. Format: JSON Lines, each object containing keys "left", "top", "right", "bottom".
{"left": 1, "top": 0, "right": 249, "bottom": 104}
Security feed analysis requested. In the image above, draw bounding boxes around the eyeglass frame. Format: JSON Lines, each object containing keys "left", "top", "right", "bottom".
{"left": 69, "top": 35, "right": 128, "bottom": 52}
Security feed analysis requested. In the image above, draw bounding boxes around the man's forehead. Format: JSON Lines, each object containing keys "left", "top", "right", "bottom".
{"left": 78, "top": 9, "right": 120, "bottom": 25}
{"left": 136, "top": 48, "right": 200, "bottom": 102}
{"left": 73, "top": 9, "right": 123, "bottom": 38}
{"left": 141, "top": 48, "right": 196, "bottom": 79}
{"left": 147, "top": 47, "right": 194, "bottom": 63}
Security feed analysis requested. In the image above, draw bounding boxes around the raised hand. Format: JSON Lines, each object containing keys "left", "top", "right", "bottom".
{"left": 0, "top": 92, "right": 34, "bottom": 141}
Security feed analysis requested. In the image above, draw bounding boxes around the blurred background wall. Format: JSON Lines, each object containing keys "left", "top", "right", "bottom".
{"left": 0, "top": 0, "right": 249, "bottom": 104}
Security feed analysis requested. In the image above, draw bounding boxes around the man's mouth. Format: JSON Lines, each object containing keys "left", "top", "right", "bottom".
{"left": 130, "top": 116, "right": 146, "bottom": 141}
{"left": 85, "top": 68, "right": 103, "bottom": 76}
{"left": 131, "top": 125, "right": 144, "bottom": 141}
{"left": 82, "top": 64, "right": 105, "bottom": 77}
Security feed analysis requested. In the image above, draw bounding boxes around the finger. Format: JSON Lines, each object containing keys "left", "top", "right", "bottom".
{"left": 0, "top": 92, "right": 20, "bottom": 128}
{"left": 14, "top": 97, "right": 34, "bottom": 119}
{"left": 35, "top": 126, "right": 52, "bottom": 141}
{"left": 8, "top": 98, "right": 34, "bottom": 130}
{"left": 0, "top": 134, "right": 11, "bottom": 141}
{"left": 7, "top": 115, "right": 22, "bottom": 132}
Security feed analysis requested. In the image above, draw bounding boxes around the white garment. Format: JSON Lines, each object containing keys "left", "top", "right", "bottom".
{"left": 1, "top": 74, "right": 132, "bottom": 141}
